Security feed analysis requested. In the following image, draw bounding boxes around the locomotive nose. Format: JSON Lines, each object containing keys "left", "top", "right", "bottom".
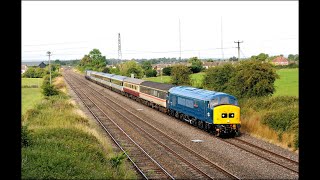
{"left": 213, "top": 105, "right": 240, "bottom": 125}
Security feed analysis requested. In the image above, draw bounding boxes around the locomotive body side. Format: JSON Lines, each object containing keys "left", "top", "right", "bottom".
{"left": 168, "top": 86, "right": 241, "bottom": 136}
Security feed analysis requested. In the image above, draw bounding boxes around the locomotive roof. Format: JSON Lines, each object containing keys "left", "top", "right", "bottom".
{"left": 123, "top": 77, "right": 145, "bottom": 84}
{"left": 140, "top": 81, "right": 176, "bottom": 91}
{"left": 169, "top": 86, "right": 236, "bottom": 101}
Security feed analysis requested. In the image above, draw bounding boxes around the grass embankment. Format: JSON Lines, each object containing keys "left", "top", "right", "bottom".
{"left": 22, "top": 78, "right": 43, "bottom": 115}
{"left": 240, "top": 96, "right": 298, "bottom": 151}
{"left": 21, "top": 76, "right": 137, "bottom": 179}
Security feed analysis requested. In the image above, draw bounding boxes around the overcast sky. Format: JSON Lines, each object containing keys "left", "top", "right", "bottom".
{"left": 22, "top": 1, "right": 298, "bottom": 62}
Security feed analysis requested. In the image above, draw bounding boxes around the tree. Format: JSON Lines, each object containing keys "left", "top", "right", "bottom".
{"left": 145, "top": 69, "right": 157, "bottom": 77}
{"left": 119, "top": 60, "right": 144, "bottom": 78}
{"left": 251, "top": 53, "right": 269, "bottom": 61}
{"left": 141, "top": 61, "right": 152, "bottom": 71}
{"left": 102, "top": 67, "right": 110, "bottom": 73}
{"left": 203, "top": 63, "right": 236, "bottom": 92}
{"left": 229, "top": 56, "right": 237, "bottom": 61}
{"left": 170, "top": 65, "right": 192, "bottom": 85}
{"left": 77, "top": 49, "right": 108, "bottom": 72}
{"left": 188, "top": 57, "right": 202, "bottom": 67}
{"left": 288, "top": 54, "right": 299, "bottom": 61}
{"left": 110, "top": 66, "right": 120, "bottom": 75}
{"left": 88, "top": 49, "right": 107, "bottom": 71}
{"left": 190, "top": 65, "right": 202, "bottom": 73}
{"left": 188, "top": 57, "right": 203, "bottom": 73}
{"left": 162, "top": 66, "right": 172, "bottom": 76}
{"left": 228, "top": 60, "right": 279, "bottom": 98}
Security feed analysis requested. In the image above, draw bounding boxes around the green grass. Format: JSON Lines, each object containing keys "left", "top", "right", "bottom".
{"left": 22, "top": 78, "right": 43, "bottom": 87}
{"left": 22, "top": 78, "right": 43, "bottom": 115}
{"left": 274, "top": 68, "right": 298, "bottom": 97}
{"left": 143, "top": 75, "right": 171, "bottom": 83}
{"left": 22, "top": 88, "right": 43, "bottom": 115}
{"left": 22, "top": 78, "right": 137, "bottom": 179}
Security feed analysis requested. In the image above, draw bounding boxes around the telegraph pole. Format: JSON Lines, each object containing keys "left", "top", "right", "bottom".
{"left": 234, "top": 41, "right": 243, "bottom": 61}
{"left": 46, "top": 51, "right": 52, "bottom": 85}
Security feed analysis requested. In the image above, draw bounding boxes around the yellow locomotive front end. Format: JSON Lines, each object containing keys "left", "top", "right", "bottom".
{"left": 213, "top": 105, "right": 240, "bottom": 136}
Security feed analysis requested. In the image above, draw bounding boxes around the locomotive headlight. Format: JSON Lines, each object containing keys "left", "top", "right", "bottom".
{"left": 221, "top": 113, "right": 227, "bottom": 118}
{"left": 229, "top": 113, "right": 234, "bottom": 118}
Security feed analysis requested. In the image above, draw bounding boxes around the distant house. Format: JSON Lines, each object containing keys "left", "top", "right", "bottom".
{"left": 272, "top": 56, "right": 289, "bottom": 66}
{"left": 21, "top": 61, "right": 48, "bottom": 71}
{"left": 38, "top": 62, "right": 47, "bottom": 68}
{"left": 202, "top": 62, "right": 217, "bottom": 69}
{"left": 21, "top": 65, "right": 28, "bottom": 74}
{"left": 152, "top": 63, "right": 172, "bottom": 75}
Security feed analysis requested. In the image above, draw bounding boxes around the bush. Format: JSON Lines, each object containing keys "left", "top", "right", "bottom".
{"left": 240, "top": 96, "right": 298, "bottom": 111}
{"left": 189, "top": 65, "right": 203, "bottom": 73}
{"left": 42, "top": 83, "right": 59, "bottom": 96}
{"left": 102, "top": 67, "right": 110, "bottom": 73}
{"left": 162, "top": 66, "right": 172, "bottom": 76}
{"left": 110, "top": 152, "right": 127, "bottom": 168}
{"left": 23, "top": 67, "right": 47, "bottom": 78}
{"left": 262, "top": 107, "right": 298, "bottom": 132}
{"left": 145, "top": 69, "right": 157, "bottom": 77}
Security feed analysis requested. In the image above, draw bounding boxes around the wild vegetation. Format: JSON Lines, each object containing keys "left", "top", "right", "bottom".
{"left": 22, "top": 70, "right": 137, "bottom": 179}
{"left": 240, "top": 96, "right": 298, "bottom": 151}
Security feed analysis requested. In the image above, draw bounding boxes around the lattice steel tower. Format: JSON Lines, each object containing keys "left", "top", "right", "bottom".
{"left": 118, "top": 33, "right": 122, "bottom": 63}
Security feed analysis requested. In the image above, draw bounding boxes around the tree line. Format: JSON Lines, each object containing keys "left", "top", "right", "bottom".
{"left": 74, "top": 48, "right": 297, "bottom": 98}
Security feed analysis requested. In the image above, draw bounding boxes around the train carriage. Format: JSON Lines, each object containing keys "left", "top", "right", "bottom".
{"left": 123, "top": 77, "right": 145, "bottom": 98}
{"left": 86, "top": 71, "right": 115, "bottom": 89}
{"left": 109, "top": 75, "right": 127, "bottom": 93}
{"left": 139, "top": 81, "right": 176, "bottom": 112}
{"left": 168, "top": 86, "right": 240, "bottom": 136}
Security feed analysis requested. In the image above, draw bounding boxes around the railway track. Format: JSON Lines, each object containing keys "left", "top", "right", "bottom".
{"left": 219, "top": 137, "right": 299, "bottom": 174}
{"left": 64, "top": 70, "right": 240, "bottom": 179}
{"left": 64, "top": 73, "right": 173, "bottom": 179}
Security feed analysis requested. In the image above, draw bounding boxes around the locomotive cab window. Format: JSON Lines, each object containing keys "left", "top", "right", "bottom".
{"left": 209, "top": 98, "right": 218, "bottom": 108}
{"left": 219, "top": 96, "right": 230, "bottom": 105}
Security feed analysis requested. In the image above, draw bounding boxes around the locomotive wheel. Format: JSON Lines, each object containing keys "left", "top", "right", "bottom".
{"left": 175, "top": 111, "right": 179, "bottom": 119}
